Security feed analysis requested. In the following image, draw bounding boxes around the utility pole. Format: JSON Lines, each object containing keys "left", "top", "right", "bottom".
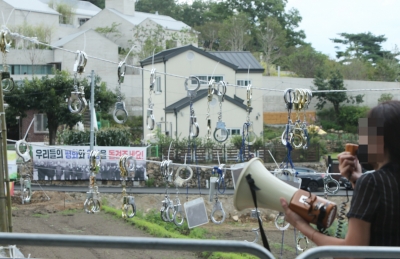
{"left": 0, "top": 73, "right": 12, "bottom": 232}
{"left": 89, "top": 70, "right": 95, "bottom": 151}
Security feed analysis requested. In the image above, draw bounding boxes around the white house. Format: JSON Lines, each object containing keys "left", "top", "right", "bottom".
{"left": 140, "top": 45, "right": 265, "bottom": 143}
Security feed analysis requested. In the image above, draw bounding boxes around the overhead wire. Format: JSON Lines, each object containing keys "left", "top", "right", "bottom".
{"left": 2, "top": 25, "right": 399, "bottom": 94}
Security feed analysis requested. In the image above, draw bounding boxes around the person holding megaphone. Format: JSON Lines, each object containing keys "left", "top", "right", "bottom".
{"left": 280, "top": 100, "right": 400, "bottom": 250}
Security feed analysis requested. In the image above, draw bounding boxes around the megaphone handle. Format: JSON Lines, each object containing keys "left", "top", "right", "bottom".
{"left": 245, "top": 174, "right": 271, "bottom": 252}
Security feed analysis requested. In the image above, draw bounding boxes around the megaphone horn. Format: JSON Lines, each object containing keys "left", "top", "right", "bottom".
{"left": 233, "top": 158, "right": 337, "bottom": 229}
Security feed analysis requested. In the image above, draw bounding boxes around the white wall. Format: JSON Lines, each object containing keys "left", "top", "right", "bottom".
{"left": 142, "top": 49, "right": 264, "bottom": 140}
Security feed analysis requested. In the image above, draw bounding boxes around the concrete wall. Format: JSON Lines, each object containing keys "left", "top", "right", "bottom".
{"left": 262, "top": 77, "right": 400, "bottom": 113}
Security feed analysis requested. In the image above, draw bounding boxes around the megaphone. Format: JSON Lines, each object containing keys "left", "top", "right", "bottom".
{"left": 233, "top": 158, "right": 337, "bottom": 229}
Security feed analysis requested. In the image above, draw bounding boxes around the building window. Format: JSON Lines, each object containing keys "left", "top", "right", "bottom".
{"left": 194, "top": 75, "right": 224, "bottom": 85}
{"left": 78, "top": 18, "right": 90, "bottom": 26}
{"left": 237, "top": 80, "right": 251, "bottom": 86}
{"left": 0, "top": 64, "right": 56, "bottom": 75}
{"left": 34, "top": 114, "right": 48, "bottom": 133}
{"left": 155, "top": 76, "right": 162, "bottom": 93}
{"left": 229, "top": 128, "right": 241, "bottom": 136}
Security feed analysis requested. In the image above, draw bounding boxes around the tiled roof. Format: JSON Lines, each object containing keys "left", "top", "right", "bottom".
{"left": 4, "top": 0, "right": 59, "bottom": 15}
{"left": 164, "top": 89, "right": 250, "bottom": 113}
{"left": 108, "top": 8, "right": 190, "bottom": 31}
{"left": 209, "top": 51, "right": 264, "bottom": 73}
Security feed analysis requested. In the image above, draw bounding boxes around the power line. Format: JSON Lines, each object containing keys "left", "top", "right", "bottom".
{"left": 3, "top": 26, "right": 399, "bottom": 94}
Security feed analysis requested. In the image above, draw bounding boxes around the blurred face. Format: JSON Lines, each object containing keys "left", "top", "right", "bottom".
{"left": 358, "top": 118, "right": 385, "bottom": 167}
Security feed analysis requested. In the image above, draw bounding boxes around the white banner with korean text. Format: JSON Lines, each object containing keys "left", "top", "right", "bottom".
{"left": 31, "top": 146, "right": 147, "bottom": 181}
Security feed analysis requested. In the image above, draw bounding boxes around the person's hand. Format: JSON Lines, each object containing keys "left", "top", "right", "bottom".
{"left": 280, "top": 197, "right": 308, "bottom": 229}
{"left": 338, "top": 151, "right": 362, "bottom": 187}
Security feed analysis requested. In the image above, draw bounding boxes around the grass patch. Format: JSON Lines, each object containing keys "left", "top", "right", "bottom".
{"left": 32, "top": 213, "right": 49, "bottom": 218}
{"left": 59, "top": 209, "right": 77, "bottom": 215}
{"left": 329, "top": 152, "right": 340, "bottom": 159}
{"left": 102, "top": 205, "right": 257, "bottom": 259}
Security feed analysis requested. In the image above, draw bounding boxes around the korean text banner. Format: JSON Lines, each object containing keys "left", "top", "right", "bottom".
{"left": 31, "top": 146, "right": 147, "bottom": 181}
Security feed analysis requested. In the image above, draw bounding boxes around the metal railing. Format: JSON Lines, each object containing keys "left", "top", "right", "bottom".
{"left": 2, "top": 233, "right": 400, "bottom": 259}
{"left": 297, "top": 245, "right": 400, "bottom": 259}
{"left": 0, "top": 233, "right": 274, "bottom": 259}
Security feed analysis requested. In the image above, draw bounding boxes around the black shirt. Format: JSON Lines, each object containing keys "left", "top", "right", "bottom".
{"left": 347, "top": 162, "right": 400, "bottom": 246}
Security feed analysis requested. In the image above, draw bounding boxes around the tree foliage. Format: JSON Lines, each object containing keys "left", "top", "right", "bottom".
{"left": 257, "top": 16, "right": 287, "bottom": 75}
{"left": 284, "top": 45, "right": 328, "bottom": 78}
{"left": 4, "top": 70, "right": 117, "bottom": 145}
{"left": 219, "top": 13, "right": 252, "bottom": 51}
{"left": 331, "top": 32, "right": 392, "bottom": 64}
{"left": 312, "top": 69, "right": 364, "bottom": 118}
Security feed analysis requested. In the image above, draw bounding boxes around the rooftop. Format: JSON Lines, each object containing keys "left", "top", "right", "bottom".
{"left": 3, "top": 0, "right": 59, "bottom": 15}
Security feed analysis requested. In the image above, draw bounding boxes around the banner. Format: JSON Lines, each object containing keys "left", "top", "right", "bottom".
{"left": 8, "top": 151, "right": 18, "bottom": 180}
{"left": 31, "top": 146, "right": 147, "bottom": 181}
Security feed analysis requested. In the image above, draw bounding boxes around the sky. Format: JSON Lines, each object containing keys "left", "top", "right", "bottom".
{"left": 285, "top": 0, "right": 400, "bottom": 59}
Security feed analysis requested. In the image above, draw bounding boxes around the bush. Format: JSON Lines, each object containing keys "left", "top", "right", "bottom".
{"left": 60, "top": 127, "right": 131, "bottom": 146}
{"left": 337, "top": 105, "right": 369, "bottom": 130}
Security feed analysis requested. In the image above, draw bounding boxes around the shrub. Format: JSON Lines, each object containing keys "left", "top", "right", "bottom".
{"left": 60, "top": 127, "right": 131, "bottom": 146}
{"left": 336, "top": 105, "right": 369, "bottom": 130}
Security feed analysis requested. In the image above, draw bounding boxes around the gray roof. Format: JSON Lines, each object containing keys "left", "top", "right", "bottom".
{"left": 52, "top": 29, "right": 90, "bottom": 47}
{"left": 165, "top": 89, "right": 250, "bottom": 113}
{"left": 140, "top": 45, "right": 237, "bottom": 70}
{"left": 39, "top": 0, "right": 101, "bottom": 16}
{"left": 108, "top": 8, "right": 190, "bottom": 31}
{"left": 209, "top": 51, "right": 264, "bottom": 73}
{"left": 3, "top": 0, "right": 59, "bottom": 15}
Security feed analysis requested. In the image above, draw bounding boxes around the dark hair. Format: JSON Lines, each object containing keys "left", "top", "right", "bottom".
{"left": 368, "top": 100, "right": 400, "bottom": 162}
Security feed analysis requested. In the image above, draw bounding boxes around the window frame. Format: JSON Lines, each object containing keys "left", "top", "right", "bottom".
{"left": 155, "top": 76, "right": 162, "bottom": 94}
{"left": 34, "top": 114, "right": 49, "bottom": 133}
{"left": 237, "top": 80, "right": 252, "bottom": 86}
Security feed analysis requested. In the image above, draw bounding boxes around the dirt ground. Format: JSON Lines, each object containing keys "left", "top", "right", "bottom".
{"left": 9, "top": 190, "right": 346, "bottom": 259}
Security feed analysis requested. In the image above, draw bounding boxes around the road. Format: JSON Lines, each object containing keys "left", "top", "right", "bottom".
{"left": 20, "top": 184, "right": 353, "bottom": 196}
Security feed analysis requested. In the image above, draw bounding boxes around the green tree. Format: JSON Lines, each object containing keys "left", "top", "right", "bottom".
{"left": 195, "top": 21, "right": 222, "bottom": 50}
{"left": 378, "top": 93, "right": 394, "bottom": 104}
{"left": 135, "top": 0, "right": 178, "bottom": 17}
{"left": 219, "top": 13, "right": 252, "bottom": 51}
{"left": 4, "top": 70, "right": 117, "bottom": 145}
{"left": 331, "top": 32, "right": 392, "bottom": 64}
{"left": 312, "top": 69, "right": 364, "bottom": 118}
{"left": 227, "top": 0, "right": 306, "bottom": 47}
{"left": 257, "top": 16, "right": 287, "bottom": 75}
{"left": 284, "top": 45, "right": 328, "bottom": 78}
{"left": 86, "top": 0, "right": 105, "bottom": 9}
{"left": 373, "top": 56, "right": 400, "bottom": 82}
{"left": 95, "top": 22, "right": 122, "bottom": 43}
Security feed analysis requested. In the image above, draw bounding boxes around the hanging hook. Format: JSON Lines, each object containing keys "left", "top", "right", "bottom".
{"left": 174, "top": 154, "right": 193, "bottom": 187}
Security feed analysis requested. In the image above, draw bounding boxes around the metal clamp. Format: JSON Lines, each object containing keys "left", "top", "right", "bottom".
{"left": 0, "top": 30, "right": 11, "bottom": 53}
{"left": 324, "top": 173, "right": 340, "bottom": 194}
{"left": 190, "top": 111, "right": 199, "bottom": 138}
{"left": 15, "top": 139, "right": 30, "bottom": 162}
{"left": 90, "top": 150, "right": 100, "bottom": 174}
{"left": 20, "top": 175, "right": 32, "bottom": 204}
{"left": 118, "top": 61, "right": 126, "bottom": 84}
{"left": 160, "top": 195, "right": 174, "bottom": 222}
{"left": 296, "top": 232, "right": 309, "bottom": 252}
{"left": 84, "top": 191, "right": 101, "bottom": 214}
{"left": 246, "top": 84, "right": 252, "bottom": 109}
{"left": 281, "top": 123, "right": 294, "bottom": 146}
{"left": 274, "top": 212, "right": 290, "bottom": 231}
{"left": 1, "top": 72, "right": 14, "bottom": 92}
{"left": 113, "top": 101, "right": 128, "bottom": 124}
{"left": 147, "top": 105, "right": 155, "bottom": 130}
{"left": 185, "top": 76, "right": 200, "bottom": 98}
{"left": 245, "top": 209, "right": 261, "bottom": 243}
{"left": 211, "top": 200, "right": 226, "bottom": 224}
{"left": 243, "top": 122, "right": 257, "bottom": 145}
{"left": 216, "top": 81, "right": 227, "bottom": 102}
{"left": 174, "top": 165, "right": 193, "bottom": 187}
{"left": 213, "top": 121, "right": 229, "bottom": 142}
{"left": 150, "top": 68, "right": 156, "bottom": 91}
{"left": 173, "top": 198, "right": 184, "bottom": 227}
{"left": 283, "top": 88, "right": 295, "bottom": 108}
{"left": 68, "top": 91, "right": 85, "bottom": 113}
{"left": 73, "top": 51, "right": 88, "bottom": 74}
{"left": 122, "top": 196, "right": 136, "bottom": 218}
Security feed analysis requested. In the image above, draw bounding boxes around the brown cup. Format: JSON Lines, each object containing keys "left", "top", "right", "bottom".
{"left": 345, "top": 143, "right": 359, "bottom": 156}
